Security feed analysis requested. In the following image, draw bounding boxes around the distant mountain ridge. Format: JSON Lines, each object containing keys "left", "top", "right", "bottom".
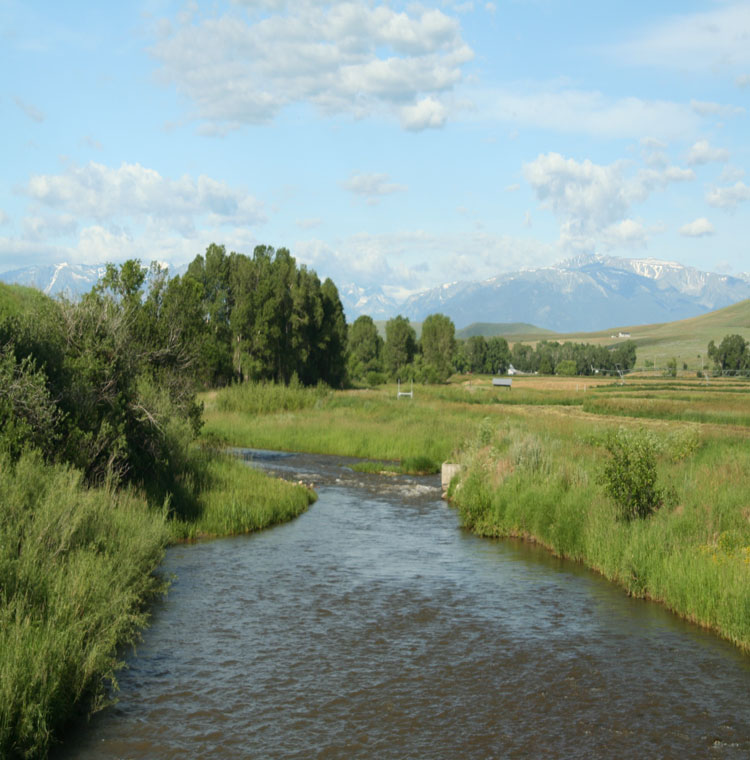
{"left": 0, "top": 261, "right": 188, "bottom": 300}
{"left": 3, "top": 254, "right": 750, "bottom": 333}
{"left": 0, "top": 262, "right": 108, "bottom": 300}
{"left": 341, "top": 254, "right": 750, "bottom": 333}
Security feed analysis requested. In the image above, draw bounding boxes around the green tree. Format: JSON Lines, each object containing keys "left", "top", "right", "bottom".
{"left": 348, "top": 315, "right": 383, "bottom": 381}
{"left": 708, "top": 334, "right": 749, "bottom": 373}
{"left": 602, "top": 428, "right": 665, "bottom": 521}
{"left": 420, "top": 313, "right": 455, "bottom": 382}
{"left": 383, "top": 315, "right": 416, "bottom": 378}
{"left": 485, "top": 336, "right": 511, "bottom": 374}
{"left": 555, "top": 359, "right": 577, "bottom": 376}
{"left": 465, "top": 335, "right": 488, "bottom": 373}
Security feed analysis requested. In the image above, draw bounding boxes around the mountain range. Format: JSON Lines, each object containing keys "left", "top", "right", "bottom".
{"left": 2, "top": 254, "right": 749, "bottom": 333}
{"left": 341, "top": 255, "right": 750, "bottom": 332}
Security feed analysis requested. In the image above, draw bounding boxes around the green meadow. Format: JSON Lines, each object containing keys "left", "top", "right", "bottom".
{"left": 204, "top": 376, "right": 750, "bottom": 652}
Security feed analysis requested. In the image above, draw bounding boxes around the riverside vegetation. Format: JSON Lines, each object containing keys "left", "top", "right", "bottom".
{"left": 204, "top": 377, "right": 750, "bottom": 653}
{"left": 3, "top": 243, "right": 750, "bottom": 757}
{"left": 0, "top": 249, "right": 323, "bottom": 759}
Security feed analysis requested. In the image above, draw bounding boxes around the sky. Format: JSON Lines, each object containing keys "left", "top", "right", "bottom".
{"left": 1, "top": 0, "right": 749, "bottom": 298}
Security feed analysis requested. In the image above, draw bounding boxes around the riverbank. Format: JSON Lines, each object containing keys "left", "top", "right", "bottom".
{"left": 0, "top": 447, "right": 312, "bottom": 758}
{"left": 449, "top": 412, "right": 750, "bottom": 651}
{"left": 203, "top": 379, "right": 750, "bottom": 651}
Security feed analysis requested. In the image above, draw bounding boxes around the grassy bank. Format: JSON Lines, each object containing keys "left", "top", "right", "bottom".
{"left": 0, "top": 452, "right": 169, "bottom": 758}
{"left": 449, "top": 412, "right": 750, "bottom": 651}
{"left": 203, "top": 382, "right": 490, "bottom": 472}
{"left": 205, "top": 378, "right": 750, "bottom": 651}
{"left": 170, "top": 447, "right": 315, "bottom": 540}
{"left": 0, "top": 447, "right": 312, "bottom": 758}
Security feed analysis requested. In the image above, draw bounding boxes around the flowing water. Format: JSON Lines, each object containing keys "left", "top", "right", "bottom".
{"left": 58, "top": 450, "right": 750, "bottom": 759}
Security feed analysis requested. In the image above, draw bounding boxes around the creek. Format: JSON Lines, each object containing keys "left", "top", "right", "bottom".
{"left": 58, "top": 449, "right": 750, "bottom": 759}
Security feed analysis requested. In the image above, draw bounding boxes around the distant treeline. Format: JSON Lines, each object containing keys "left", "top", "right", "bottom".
{"left": 347, "top": 313, "right": 637, "bottom": 383}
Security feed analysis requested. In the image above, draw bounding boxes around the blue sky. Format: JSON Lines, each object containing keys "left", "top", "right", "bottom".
{"left": 2, "top": 0, "right": 749, "bottom": 296}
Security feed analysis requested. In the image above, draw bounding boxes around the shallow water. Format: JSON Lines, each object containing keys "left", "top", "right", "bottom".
{"left": 57, "top": 450, "right": 750, "bottom": 759}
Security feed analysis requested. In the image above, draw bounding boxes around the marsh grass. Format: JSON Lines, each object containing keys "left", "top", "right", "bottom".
{"left": 203, "top": 383, "right": 487, "bottom": 464}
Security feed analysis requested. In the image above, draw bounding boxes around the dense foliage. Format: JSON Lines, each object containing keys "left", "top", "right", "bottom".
{"left": 602, "top": 428, "right": 665, "bottom": 521}
{"left": 187, "top": 243, "right": 347, "bottom": 387}
{"left": 707, "top": 334, "right": 750, "bottom": 374}
{"left": 507, "top": 338, "right": 637, "bottom": 376}
{"left": 346, "top": 312, "right": 637, "bottom": 385}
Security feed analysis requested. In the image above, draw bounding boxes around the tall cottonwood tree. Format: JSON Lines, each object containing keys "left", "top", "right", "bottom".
{"left": 185, "top": 243, "right": 347, "bottom": 387}
{"left": 420, "top": 313, "right": 455, "bottom": 382}
{"left": 383, "top": 315, "right": 417, "bottom": 378}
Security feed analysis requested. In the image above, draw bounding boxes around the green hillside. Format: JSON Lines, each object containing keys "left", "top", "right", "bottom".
{"left": 456, "top": 321, "right": 554, "bottom": 340}
{"left": 0, "top": 281, "right": 53, "bottom": 321}
{"left": 512, "top": 299, "right": 750, "bottom": 371}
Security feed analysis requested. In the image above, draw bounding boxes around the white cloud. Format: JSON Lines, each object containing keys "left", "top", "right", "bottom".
{"left": 602, "top": 219, "right": 647, "bottom": 248}
{"left": 341, "top": 172, "right": 407, "bottom": 202}
{"left": 687, "top": 139, "right": 730, "bottom": 165}
{"left": 738, "top": 73, "right": 750, "bottom": 88}
{"left": 614, "top": 3, "right": 750, "bottom": 71}
{"left": 689, "top": 100, "right": 744, "bottom": 118}
{"left": 679, "top": 218, "right": 715, "bottom": 237}
{"left": 479, "top": 87, "right": 699, "bottom": 139}
{"left": 13, "top": 96, "right": 45, "bottom": 123}
{"left": 295, "top": 229, "right": 553, "bottom": 291}
{"left": 660, "top": 166, "right": 695, "bottom": 183}
{"left": 25, "top": 161, "right": 266, "bottom": 231}
{"left": 0, "top": 210, "right": 9, "bottom": 226}
{"left": 523, "top": 152, "right": 694, "bottom": 252}
{"left": 706, "top": 181, "right": 750, "bottom": 210}
{"left": 720, "top": 165, "right": 745, "bottom": 183}
{"left": 22, "top": 214, "right": 77, "bottom": 240}
{"left": 504, "top": 183, "right": 520, "bottom": 192}
{"left": 400, "top": 96, "right": 447, "bottom": 130}
{"left": 151, "top": 2, "right": 473, "bottom": 131}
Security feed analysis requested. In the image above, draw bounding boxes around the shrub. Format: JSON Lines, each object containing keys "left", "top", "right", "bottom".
{"left": 602, "top": 428, "right": 664, "bottom": 520}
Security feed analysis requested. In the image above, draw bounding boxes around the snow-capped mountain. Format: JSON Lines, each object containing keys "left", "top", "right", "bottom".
{"left": 338, "top": 283, "right": 397, "bottom": 321}
{"left": 0, "top": 261, "right": 189, "bottom": 300}
{"left": 3, "top": 254, "right": 750, "bottom": 333}
{"left": 0, "top": 262, "right": 108, "bottom": 299}
{"left": 343, "top": 254, "right": 750, "bottom": 332}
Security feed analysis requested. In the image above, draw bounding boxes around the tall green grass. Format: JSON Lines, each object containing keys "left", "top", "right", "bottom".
{"left": 203, "top": 383, "right": 491, "bottom": 469}
{"left": 0, "top": 444, "right": 314, "bottom": 758}
{"left": 450, "top": 421, "right": 750, "bottom": 650}
{"left": 0, "top": 451, "right": 170, "bottom": 758}
{"left": 170, "top": 448, "right": 315, "bottom": 539}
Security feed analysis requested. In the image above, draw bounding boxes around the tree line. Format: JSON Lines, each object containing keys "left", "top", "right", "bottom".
{"left": 347, "top": 313, "right": 637, "bottom": 384}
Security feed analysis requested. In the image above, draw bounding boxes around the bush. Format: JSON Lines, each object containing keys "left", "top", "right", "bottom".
{"left": 602, "top": 428, "right": 664, "bottom": 520}
{"left": 365, "top": 370, "right": 387, "bottom": 387}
